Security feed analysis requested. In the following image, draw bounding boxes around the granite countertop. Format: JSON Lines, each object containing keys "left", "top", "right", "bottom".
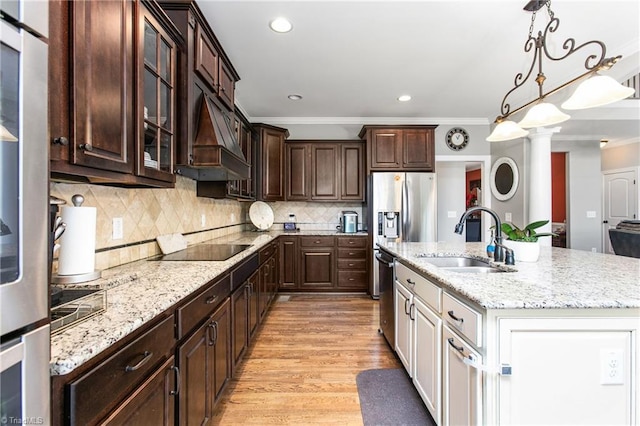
{"left": 50, "top": 230, "right": 369, "bottom": 376}
{"left": 379, "top": 241, "right": 640, "bottom": 311}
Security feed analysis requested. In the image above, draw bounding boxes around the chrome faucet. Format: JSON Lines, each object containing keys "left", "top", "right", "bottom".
{"left": 455, "top": 206, "right": 505, "bottom": 263}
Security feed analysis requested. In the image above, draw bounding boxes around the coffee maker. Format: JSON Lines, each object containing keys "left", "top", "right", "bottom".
{"left": 340, "top": 211, "right": 358, "bottom": 233}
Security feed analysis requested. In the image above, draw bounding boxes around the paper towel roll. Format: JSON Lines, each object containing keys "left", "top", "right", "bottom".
{"left": 58, "top": 205, "right": 97, "bottom": 275}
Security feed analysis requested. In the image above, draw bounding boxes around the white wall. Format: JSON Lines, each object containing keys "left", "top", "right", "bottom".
{"left": 435, "top": 162, "right": 466, "bottom": 243}
{"left": 489, "top": 138, "right": 528, "bottom": 225}
{"left": 601, "top": 142, "right": 640, "bottom": 171}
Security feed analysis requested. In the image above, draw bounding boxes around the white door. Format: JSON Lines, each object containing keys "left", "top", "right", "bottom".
{"left": 603, "top": 170, "right": 637, "bottom": 253}
{"left": 394, "top": 281, "right": 413, "bottom": 375}
{"left": 413, "top": 297, "right": 442, "bottom": 425}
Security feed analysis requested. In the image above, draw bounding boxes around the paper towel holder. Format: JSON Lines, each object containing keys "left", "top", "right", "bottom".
{"left": 51, "top": 193, "right": 102, "bottom": 284}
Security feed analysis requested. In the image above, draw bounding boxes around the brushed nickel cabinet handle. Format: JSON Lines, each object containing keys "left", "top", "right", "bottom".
{"left": 170, "top": 365, "right": 181, "bottom": 396}
{"left": 206, "top": 295, "right": 218, "bottom": 304}
{"left": 448, "top": 310, "right": 464, "bottom": 323}
{"left": 53, "top": 136, "right": 69, "bottom": 146}
{"left": 125, "top": 351, "right": 153, "bottom": 372}
{"left": 79, "top": 143, "right": 93, "bottom": 152}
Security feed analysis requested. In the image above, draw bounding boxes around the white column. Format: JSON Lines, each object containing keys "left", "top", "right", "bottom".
{"left": 527, "top": 127, "right": 560, "bottom": 247}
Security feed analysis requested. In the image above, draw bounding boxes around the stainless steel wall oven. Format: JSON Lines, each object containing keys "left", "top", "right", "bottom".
{"left": 0, "top": 1, "right": 50, "bottom": 424}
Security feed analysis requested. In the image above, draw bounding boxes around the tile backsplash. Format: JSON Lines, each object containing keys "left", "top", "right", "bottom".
{"left": 51, "top": 176, "right": 365, "bottom": 271}
{"left": 51, "top": 176, "right": 246, "bottom": 271}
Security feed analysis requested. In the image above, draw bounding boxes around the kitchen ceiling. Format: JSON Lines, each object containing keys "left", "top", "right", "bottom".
{"left": 198, "top": 1, "right": 640, "bottom": 145}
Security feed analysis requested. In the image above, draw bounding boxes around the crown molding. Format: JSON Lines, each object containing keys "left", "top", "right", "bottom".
{"left": 245, "top": 116, "right": 491, "bottom": 126}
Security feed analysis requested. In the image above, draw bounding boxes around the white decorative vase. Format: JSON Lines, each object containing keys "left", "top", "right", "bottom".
{"left": 503, "top": 239, "right": 540, "bottom": 262}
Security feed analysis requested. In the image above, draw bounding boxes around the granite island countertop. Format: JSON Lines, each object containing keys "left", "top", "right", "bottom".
{"left": 50, "top": 230, "right": 368, "bottom": 376}
{"left": 378, "top": 241, "right": 640, "bottom": 310}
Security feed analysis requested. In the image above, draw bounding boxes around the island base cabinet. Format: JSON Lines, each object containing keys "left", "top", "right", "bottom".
{"left": 100, "top": 357, "right": 177, "bottom": 426}
{"left": 395, "top": 280, "right": 412, "bottom": 375}
{"left": 442, "top": 325, "right": 482, "bottom": 426}
{"left": 497, "top": 317, "right": 634, "bottom": 426}
{"left": 413, "top": 297, "right": 441, "bottom": 425}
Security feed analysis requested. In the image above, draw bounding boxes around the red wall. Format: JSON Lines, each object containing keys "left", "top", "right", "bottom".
{"left": 551, "top": 152, "right": 566, "bottom": 223}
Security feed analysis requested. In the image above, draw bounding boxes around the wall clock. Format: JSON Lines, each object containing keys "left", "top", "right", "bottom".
{"left": 446, "top": 127, "right": 469, "bottom": 151}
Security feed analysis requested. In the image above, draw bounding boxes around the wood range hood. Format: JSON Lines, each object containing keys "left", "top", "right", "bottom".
{"left": 175, "top": 95, "right": 250, "bottom": 181}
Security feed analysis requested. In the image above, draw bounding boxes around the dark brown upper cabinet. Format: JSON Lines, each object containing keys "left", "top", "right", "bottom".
{"left": 159, "top": 1, "right": 244, "bottom": 183}
{"left": 253, "top": 124, "right": 289, "bottom": 201}
{"left": 284, "top": 141, "right": 365, "bottom": 202}
{"left": 49, "top": 0, "right": 180, "bottom": 188}
{"left": 359, "top": 125, "right": 437, "bottom": 172}
{"left": 136, "top": 2, "right": 178, "bottom": 184}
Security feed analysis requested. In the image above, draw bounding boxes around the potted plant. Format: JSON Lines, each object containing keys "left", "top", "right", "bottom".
{"left": 500, "top": 220, "right": 556, "bottom": 262}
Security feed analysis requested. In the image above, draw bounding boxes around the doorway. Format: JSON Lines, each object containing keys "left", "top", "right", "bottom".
{"left": 551, "top": 152, "right": 567, "bottom": 248}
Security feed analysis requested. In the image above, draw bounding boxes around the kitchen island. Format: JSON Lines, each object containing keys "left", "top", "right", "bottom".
{"left": 378, "top": 240, "right": 640, "bottom": 426}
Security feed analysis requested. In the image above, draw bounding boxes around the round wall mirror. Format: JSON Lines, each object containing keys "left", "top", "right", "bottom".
{"left": 490, "top": 157, "right": 519, "bottom": 201}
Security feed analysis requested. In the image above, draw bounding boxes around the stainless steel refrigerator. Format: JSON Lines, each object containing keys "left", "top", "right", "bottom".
{"left": 369, "top": 172, "right": 437, "bottom": 298}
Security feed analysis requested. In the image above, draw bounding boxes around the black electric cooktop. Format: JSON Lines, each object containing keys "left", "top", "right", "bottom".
{"left": 151, "top": 244, "right": 251, "bottom": 262}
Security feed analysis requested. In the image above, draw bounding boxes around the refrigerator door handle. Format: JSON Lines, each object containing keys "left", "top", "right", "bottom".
{"left": 401, "top": 178, "right": 408, "bottom": 239}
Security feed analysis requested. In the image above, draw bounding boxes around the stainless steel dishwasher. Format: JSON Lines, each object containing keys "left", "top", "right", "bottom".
{"left": 375, "top": 248, "right": 395, "bottom": 348}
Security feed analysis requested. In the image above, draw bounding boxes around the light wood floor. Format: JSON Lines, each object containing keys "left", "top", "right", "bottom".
{"left": 213, "top": 294, "right": 401, "bottom": 425}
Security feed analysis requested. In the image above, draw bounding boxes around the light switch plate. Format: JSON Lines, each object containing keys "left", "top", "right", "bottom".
{"left": 447, "top": 211, "right": 457, "bottom": 218}
{"left": 505, "top": 212, "right": 512, "bottom": 222}
{"left": 587, "top": 211, "right": 597, "bottom": 218}
{"left": 112, "top": 217, "right": 123, "bottom": 240}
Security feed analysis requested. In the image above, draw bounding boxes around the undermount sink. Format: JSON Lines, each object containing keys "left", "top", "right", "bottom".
{"left": 416, "top": 255, "right": 509, "bottom": 273}
{"left": 417, "top": 256, "right": 490, "bottom": 268}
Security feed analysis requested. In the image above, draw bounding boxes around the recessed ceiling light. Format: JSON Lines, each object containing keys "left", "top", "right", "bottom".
{"left": 398, "top": 95, "right": 412, "bottom": 102}
{"left": 269, "top": 17, "right": 293, "bottom": 33}
{"left": 288, "top": 94, "right": 303, "bottom": 100}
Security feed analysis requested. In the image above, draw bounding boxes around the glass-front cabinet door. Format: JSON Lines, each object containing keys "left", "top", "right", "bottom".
{"left": 137, "top": 4, "right": 176, "bottom": 183}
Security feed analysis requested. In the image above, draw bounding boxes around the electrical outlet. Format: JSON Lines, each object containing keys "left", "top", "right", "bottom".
{"left": 201, "top": 214, "right": 206, "bottom": 227}
{"left": 600, "top": 349, "right": 624, "bottom": 385}
{"left": 592, "top": 248, "right": 597, "bottom": 253}
{"left": 587, "top": 211, "right": 597, "bottom": 218}
{"left": 112, "top": 217, "right": 123, "bottom": 240}
{"left": 447, "top": 211, "right": 457, "bottom": 218}
{"left": 505, "top": 212, "right": 512, "bottom": 222}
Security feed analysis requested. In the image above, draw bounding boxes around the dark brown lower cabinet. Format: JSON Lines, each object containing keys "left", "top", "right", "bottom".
{"left": 279, "top": 236, "right": 298, "bottom": 289}
{"left": 177, "top": 299, "right": 231, "bottom": 426}
{"left": 248, "top": 271, "right": 260, "bottom": 340}
{"left": 101, "top": 357, "right": 177, "bottom": 425}
{"left": 231, "top": 283, "right": 249, "bottom": 370}
{"left": 300, "top": 250, "right": 335, "bottom": 288}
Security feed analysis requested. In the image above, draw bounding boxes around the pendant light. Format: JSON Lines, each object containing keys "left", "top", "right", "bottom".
{"left": 486, "top": 0, "right": 634, "bottom": 142}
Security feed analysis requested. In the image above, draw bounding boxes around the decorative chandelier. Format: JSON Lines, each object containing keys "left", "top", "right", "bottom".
{"left": 486, "top": 0, "right": 636, "bottom": 142}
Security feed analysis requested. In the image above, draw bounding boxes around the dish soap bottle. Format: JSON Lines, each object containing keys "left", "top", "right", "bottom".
{"left": 486, "top": 229, "right": 496, "bottom": 259}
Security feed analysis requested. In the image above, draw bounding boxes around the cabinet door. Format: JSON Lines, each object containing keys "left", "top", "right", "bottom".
{"left": 286, "top": 144, "right": 309, "bottom": 200}
{"left": 300, "top": 250, "right": 335, "bottom": 288}
{"left": 369, "top": 129, "right": 401, "bottom": 170}
{"left": 442, "top": 325, "right": 482, "bottom": 426}
{"left": 279, "top": 237, "right": 298, "bottom": 289}
{"left": 218, "top": 60, "right": 235, "bottom": 109}
{"left": 69, "top": 0, "right": 135, "bottom": 173}
{"left": 137, "top": 5, "right": 176, "bottom": 183}
{"left": 340, "top": 143, "right": 365, "bottom": 201}
{"left": 211, "top": 300, "right": 231, "bottom": 403}
{"left": 247, "top": 271, "right": 260, "bottom": 340}
{"left": 231, "top": 285, "right": 249, "bottom": 371}
{"left": 101, "top": 357, "right": 177, "bottom": 426}
{"left": 177, "top": 319, "right": 214, "bottom": 425}
{"left": 498, "top": 318, "right": 633, "bottom": 426}
{"left": 260, "top": 127, "right": 285, "bottom": 201}
{"left": 311, "top": 144, "right": 339, "bottom": 200}
{"left": 402, "top": 129, "right": 434, "bottom": 170}
{"left": 394, "top": 281, "right": 413, "bottom": 375}
{"left": 413, "top": 297, "right": 441, "bottom": 425}
{"left": 194, "top": 24, "right": 219, "bottom": 93}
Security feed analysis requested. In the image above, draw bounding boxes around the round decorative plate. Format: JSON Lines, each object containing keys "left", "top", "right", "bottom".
{"left": 249, "top": 201, "right": 274, "bottom": 230}
{"left": 446, "top": 127, "right": 469, "bottom": 151}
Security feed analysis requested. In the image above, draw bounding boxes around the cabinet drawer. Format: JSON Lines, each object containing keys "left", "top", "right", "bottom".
{"left": 177, "top": 274, "right": 230, "bottom": 339}
{"left": 299, "top": 236, "right": 335, "bottom": 248}
{"left": 337, "top": 237, "right": 367, "bottom": 248}
{"left": 337, "top": 248, "right": 367, "bottom": 259}
{"left": 337, "top": 259, "right": 367, "bottom": 270}
{"left": 337, "top": 270, "right": 368, "bottom": 288}
{"left": 395, "top": 262, "right": 441, "bottom": 313}
{"left": 259, "top": 242, "right": 277, "bottom": 264}
{"left": 68, "top": 314, "right": 176, "bottom": 426}
{"left": 442, "top": 292, "right": 482, "bottom": 347}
